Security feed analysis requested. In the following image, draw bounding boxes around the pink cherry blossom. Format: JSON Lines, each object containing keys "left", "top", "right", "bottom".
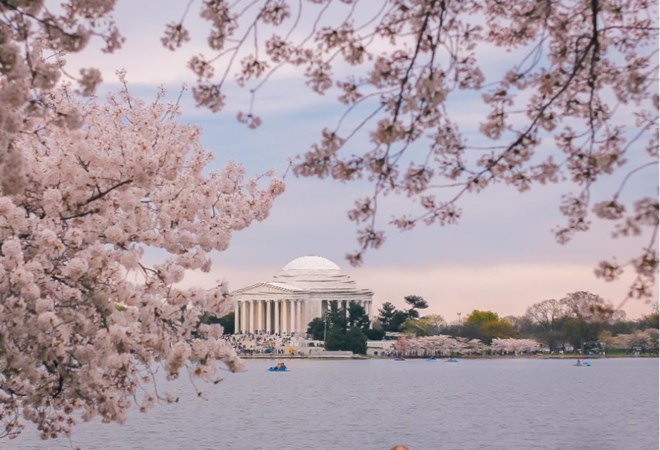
{"left": 0, "top": 0, "right": 658, "bottom": 438}
{"left": 0, "top": 85, "right": 283, "bottom": 439}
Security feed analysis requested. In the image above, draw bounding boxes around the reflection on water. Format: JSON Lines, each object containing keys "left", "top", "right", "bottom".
{"left": 13, "top": 358, "right": 659, "bottom": 450}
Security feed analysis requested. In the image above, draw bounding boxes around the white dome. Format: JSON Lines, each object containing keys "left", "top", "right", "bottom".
{"left": 282, "top": 256, "right": 341, "bottom": 271}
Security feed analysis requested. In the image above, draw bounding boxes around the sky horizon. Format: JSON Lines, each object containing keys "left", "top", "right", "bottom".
{"left": 67, "top": 0, "right": 658, "bottom": 321}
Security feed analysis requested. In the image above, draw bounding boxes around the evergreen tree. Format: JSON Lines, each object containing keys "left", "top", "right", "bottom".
{"left": 307, "top": 317, "right": 326, "bottom": 341}
{"left": 324, "top": 326, "right": 346, "bottom": 351}
{"left": 348, "top": 302, "right": 370, "bottom": 332}
{"left": 378, "top": 302, "right": 398, "bottom": 331}
{"left": 345, "top": 327, "right": 368, "bottom": 355}
{"left": 322, "top": 301, "right": 371, "bottom": 354}
{"left": 404, "top": 295, "right": 429, "bottom": 319}
{"left": 390, "top": 311, "right": 410, "bottom": 333}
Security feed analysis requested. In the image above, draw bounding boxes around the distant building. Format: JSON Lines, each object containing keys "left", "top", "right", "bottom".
{"left": 231, "top": 256, "right": 373, "bottom": 334}
{"left": 366, "top": 340, "right": 395, "bottom": 357}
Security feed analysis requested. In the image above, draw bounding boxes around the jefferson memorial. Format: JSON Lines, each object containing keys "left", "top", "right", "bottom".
{"left": 231, "top": 256, "right": 374, "bottom": 334}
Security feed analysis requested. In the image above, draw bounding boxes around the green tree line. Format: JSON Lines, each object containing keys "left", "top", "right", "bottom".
{"left": 211, "top": 291, "right": 658, "bottom": 355}
{"left": 304, "top": 292, "right": 659, "bottom": 355}
{"left": 370, "top": 292, "right": 659, "bottom": 354}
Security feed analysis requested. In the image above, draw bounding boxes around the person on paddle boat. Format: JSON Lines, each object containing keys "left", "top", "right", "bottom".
{"left": 275, "top": 362, "right": 287, "bottom": 370}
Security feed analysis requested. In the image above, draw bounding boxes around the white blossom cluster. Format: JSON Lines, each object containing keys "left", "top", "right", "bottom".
{"left": 601, "top": 328, "right": 659, "bottom": 351}
{"left": 490, "top": 338, "right": 541, "bottom": 355}
{"left": 392, "top": 334, "right": 489, "bottom": 356}
{"left": 0, "top": 0, "right": 123, "bottom": 195}
{"left": 0, "top": 86, "right": 284, "bottom": 439}
{"left": 393, "top": 335, "right": 542, "bottom": 356}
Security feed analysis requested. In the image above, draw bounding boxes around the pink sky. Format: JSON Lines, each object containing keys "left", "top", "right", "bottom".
{"left": 71, "top": 0, "right": 658, "bottom": 321}
{"left": 180, "top": 260, "right": 654, "bottom": 321}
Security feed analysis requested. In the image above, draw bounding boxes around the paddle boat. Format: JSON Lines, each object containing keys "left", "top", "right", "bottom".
{"left": 394, "top": 357, "right": 406, "bottom": 361}
{"left": 268, "top": 363, "right": 288, "bottom": 372}
{"left": 446, "top": 358, "right": 459, "bottom": 363}
{"left": 574, "top": 359, "right": 591, "bottom": 367}
{"left": 426, "top": 357, "right": 438, "bottom": 362}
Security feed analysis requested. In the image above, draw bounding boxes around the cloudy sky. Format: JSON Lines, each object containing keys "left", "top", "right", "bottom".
{"left": 67, "top": 0, "right": 657, "bottom": 320}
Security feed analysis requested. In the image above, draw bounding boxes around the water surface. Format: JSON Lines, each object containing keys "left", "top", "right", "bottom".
{"left": 12, "top": 358, "right": 659, "bottom": 450}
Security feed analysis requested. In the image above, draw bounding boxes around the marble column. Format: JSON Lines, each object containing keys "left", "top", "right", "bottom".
{"left": 287, "top": 300, "right": 293, "bottom": 334}
{"left": 292, "top": 300, "right": 298, "bottom": 333}
{"left": 241, "top": 301, "right": 248, "bottom": 334}
{"left": 257, "top": 300, "right": 263, "bottom": 333}
{"left": 266, "top": 300, "right": 272, "bottom": 333}
{"left": 248, "top": 301, "right": 254, "bottom": 333}
{"left": 235, "top": 300, "right": 241, "bottom": 334}
{"left": 274, "top": 300, "right": 280, "bottom": 334}
{"left": 290, "top": 299, "right": 296, "bottom": 334}
{"left": 296, "top": 300, "right": 303, "bottom": 333}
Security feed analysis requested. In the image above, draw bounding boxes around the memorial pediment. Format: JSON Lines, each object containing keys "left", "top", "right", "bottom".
{"left": 232, "top": 282, "right": 302, "bottom": 297}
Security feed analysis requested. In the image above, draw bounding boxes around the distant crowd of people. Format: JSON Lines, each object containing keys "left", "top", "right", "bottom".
{"left": 224, "top": 332, "right": 320, "bottom": 356}
{"left": 222, "top": 331, "right": 406, "bottom": 357}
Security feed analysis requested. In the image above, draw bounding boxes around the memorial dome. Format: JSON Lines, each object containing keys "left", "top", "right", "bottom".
{"left": 282, "top": 255, "right": 341, "bottom": 271}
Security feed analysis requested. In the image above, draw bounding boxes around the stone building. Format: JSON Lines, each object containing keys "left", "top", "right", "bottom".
{"left": 231, "top": 256, "right": 374, "bottom": 334}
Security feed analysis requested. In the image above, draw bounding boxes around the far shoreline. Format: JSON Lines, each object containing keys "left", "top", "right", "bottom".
{"left": 240, "top": 353, "right": 658, "bottom": 360}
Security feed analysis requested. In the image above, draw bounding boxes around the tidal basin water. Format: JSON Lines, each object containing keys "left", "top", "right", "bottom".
{"left": 13, "top": 358, "right": 658, "bottom": 450}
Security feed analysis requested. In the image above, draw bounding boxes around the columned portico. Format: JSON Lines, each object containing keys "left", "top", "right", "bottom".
{"left": 232, "top": 256, "right": 374, "bottom": 335}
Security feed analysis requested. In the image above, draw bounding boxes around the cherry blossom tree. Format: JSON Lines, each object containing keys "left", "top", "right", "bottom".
{"left": 0, "top": 0, "right": 123, "bottom": 195}
{"left": 1, "top": 1, "right": 658, "bottom": 302}
{"left": 159, "top": 0, "right": 659, "bottom": 301}
{"left": 600, "top": 327, "right": 659, "bottom": 352}
{"left": 392, "top": 333, "right": 487, "bottom": 356}
{"left": 490, "top": 338, "right": 541, "bottom": 355}
{"left": 0, "top": 84, "right": 284, "bottom": 440}
{"left": 0, "top": 2, "right": 657, "bottom": 437}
